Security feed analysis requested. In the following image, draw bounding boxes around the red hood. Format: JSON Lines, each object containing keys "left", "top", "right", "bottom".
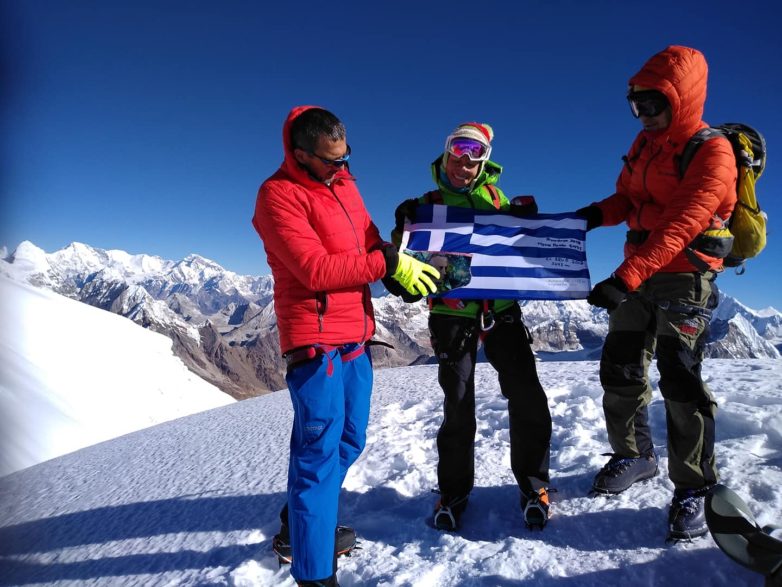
{"left": 629, "top": 45, "right": 708, "bottom": 144}
{"left": 280, "top": 105, "right": 351, "bottom": 184}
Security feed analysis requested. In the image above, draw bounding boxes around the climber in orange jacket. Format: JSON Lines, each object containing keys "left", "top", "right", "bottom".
{"left": 576, "top": 46, "right": 737, "bottom": 541}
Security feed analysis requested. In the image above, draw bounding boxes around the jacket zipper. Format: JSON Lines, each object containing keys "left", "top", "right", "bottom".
{"left": 622, "top": 136, "right": 647, "bottom": 175}
{"left": 639, "top": 144, "right": 663, "bottom": 226}
{"left": 315, "top": 291, "right": 327, "bottom": 332}
{"left": 642, "top": 143, "right": 662, "bottom": 194}
{"left": 327, "top": 182, "right": 369, "bottom": 341}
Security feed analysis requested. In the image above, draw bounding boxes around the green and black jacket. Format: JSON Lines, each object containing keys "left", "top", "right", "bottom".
{"left": 392, "top": 155, "right": 516, "bottom": 318}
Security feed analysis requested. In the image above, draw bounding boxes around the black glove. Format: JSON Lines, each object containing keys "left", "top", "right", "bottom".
{"left": 394, "top": 198, "right": 419, "bottom": 231}
{"left": 576, "top": 205, "right": 603, "bottom": 231}
{"left": 381, "top": 275, "right": 423, "bottom": 303}
{"left": 508, "top": 195, "right": 538, "bottom": 217}
{"left": 391, "top": 198, "right": 420, "bottom": 248}
{"left": 381, "top": 244, "right": 400, "bottom": 278}
{"left": 587, "top": 275, "right": 628, "bottom": 311}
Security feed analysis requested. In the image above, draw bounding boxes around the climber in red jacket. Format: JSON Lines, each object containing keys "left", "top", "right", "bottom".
{"left": 252, "top": 105, "right": 437, "bottom": 586}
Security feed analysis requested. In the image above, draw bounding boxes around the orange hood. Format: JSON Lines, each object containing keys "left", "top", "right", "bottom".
{"left": 629, "top": 45, "right": 708, "bottom": 143}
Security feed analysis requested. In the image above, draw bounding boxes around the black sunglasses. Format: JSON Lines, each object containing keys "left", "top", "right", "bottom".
{"left": 627, "top": 90, "right": 669, "bottom": 118}
{"left": 309, "top": 144, "right": 351, "bottom": 167}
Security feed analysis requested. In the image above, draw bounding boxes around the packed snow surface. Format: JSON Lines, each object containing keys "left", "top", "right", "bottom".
{"left": 2, "top": 356, "right": 780, "bottom": 585}
{"left": 0, "top": 277, "right": 234, "bottom": 476}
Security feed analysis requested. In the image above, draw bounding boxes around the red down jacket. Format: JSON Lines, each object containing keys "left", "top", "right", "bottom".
{"left": 593, "top": 45, "right": 737, "bottom": 291}
{"left": 252, "top": 106, "right": 388, "bottom": 354}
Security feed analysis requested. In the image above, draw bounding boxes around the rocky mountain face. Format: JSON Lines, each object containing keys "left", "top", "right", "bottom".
{"left": 3, "top": 241, "right": 780, "bottom": 398}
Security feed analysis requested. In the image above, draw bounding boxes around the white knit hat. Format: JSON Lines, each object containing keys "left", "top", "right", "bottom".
{"left": 448, "top": 122, "right": 494, "bottom": 147}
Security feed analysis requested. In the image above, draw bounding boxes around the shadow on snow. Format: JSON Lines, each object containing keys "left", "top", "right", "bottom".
{"left": 0, "top": 482, "right": 753, "bottom": 585}
{"left": 0, "top": 491, "right": 285, "bottom": 584}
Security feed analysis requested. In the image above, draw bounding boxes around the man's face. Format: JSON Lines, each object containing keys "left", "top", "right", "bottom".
{"left": 295, "top": 135, "right": 349, "bottom": 183}
{"left": 430, "top": 256, "right": 449, "bottom": 282}
{"left": 444, "top": 154, "right": 480, "bottom": 189}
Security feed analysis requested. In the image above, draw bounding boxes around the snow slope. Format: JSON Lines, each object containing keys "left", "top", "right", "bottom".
{"left": 0, "top": 276, "right": 234, "bottom": 476}
{"left": 1, "top": 358, "right": 780, "bottom": 586}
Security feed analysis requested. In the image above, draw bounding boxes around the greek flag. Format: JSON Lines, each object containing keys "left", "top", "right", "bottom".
{"left": 400, "top": 204, "right": 591, "bottom": 300}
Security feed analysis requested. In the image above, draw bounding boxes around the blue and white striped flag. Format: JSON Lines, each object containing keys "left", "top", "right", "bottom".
{"left": 400, "top": 204, "right": 591, "bottom": 300}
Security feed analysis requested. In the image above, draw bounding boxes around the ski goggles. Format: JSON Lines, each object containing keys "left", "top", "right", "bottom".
{"left": 444, "top": 136, "right": 491, "bottom": 162}
{"left": 310, "top": 144, "right": 351, "bottom": 167}
{"left": 627, "top": 90, "right": 669, "bottom": 118}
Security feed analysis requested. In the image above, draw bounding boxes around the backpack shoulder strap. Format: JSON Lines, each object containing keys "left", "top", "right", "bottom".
{"left": 484, "top": 184, "right": 502, "bottom": 210}
{"left": 678, "top": 127, "right": 725, "bottom": 178}
{"left": 423, "top": 190, "right": 443, "bottom": 204}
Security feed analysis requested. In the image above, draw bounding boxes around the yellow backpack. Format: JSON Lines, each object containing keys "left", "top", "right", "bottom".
{"left": 681, "top": 123, "right": 767, "bottom": 274}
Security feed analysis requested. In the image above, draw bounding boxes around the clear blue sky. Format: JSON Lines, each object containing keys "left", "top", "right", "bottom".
{"left": 2, "top": 0, "right": 781, "bottom": 309}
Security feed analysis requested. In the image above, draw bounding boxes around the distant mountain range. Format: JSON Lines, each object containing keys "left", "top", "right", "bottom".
{"left": 3, "top": 241, "right": 780, "bottom": 398}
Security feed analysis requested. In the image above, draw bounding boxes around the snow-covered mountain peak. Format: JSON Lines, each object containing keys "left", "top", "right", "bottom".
{"left": 170, "top": 253, "right": 229, "bottom": 284}
{"left": 714, "top": 292, "right": 755, "bottom": 321}
{"left": 8, "top": 240, "right": 50, "bottom": 273}
{"left": 104, "top": 249, "right": 171, "bottom": 278}
{"left": 181, "top": 253, "right": 222, "bottom": 268}
{"left": 49, "top": 241, "right": 109, "bottom": 275}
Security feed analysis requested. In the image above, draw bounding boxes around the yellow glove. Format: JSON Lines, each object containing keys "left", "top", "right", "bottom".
{"left": 392, "top": 252, "right": 439, "bottom": 296}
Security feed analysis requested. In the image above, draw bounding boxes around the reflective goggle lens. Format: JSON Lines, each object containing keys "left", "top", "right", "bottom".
{"left": 446, "top": 137, "right": 490, "bottom": 161}
{"left": 627, "top": 90, "right": 669, "bottom": 118}
{"left": 312, "top": 144, "right": 351, "bottom": 167}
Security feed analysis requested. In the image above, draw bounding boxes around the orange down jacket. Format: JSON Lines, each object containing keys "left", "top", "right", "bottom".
{"left": 593, "top": 45, "right": 737, "bottom": 291}
{"left": 252, "top": 106, "right": 388, "bottom": 354}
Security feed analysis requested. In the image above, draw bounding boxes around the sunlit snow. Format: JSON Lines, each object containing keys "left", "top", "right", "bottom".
{"left": 1, "top": 278, "right": 780, "bottom": 586}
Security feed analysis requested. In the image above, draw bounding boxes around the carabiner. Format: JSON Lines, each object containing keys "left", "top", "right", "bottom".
{"left": 479, "top": 311, "right": 495, "bottom": 332}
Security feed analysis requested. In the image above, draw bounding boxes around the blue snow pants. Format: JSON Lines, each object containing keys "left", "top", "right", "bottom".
{"left": 285, "top": 343, "right": 372, "bottom": 582}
